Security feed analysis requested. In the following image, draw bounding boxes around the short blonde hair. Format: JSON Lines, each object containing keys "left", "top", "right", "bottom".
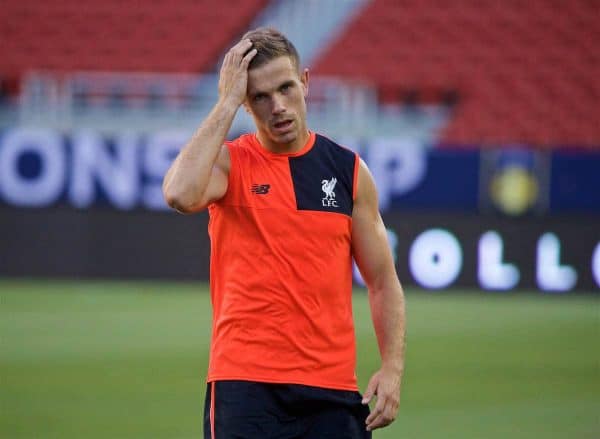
{"left": 241, "top": 27, "right": 300, "bottom": 71}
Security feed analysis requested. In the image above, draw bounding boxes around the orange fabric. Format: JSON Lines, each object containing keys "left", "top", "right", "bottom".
{"left": 207, "top": 132, "right": 359, "bottom": 391}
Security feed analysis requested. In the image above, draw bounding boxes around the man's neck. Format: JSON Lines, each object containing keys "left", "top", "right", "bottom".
{"left": 256, "top": 129, "right": 310, "bottom": 154}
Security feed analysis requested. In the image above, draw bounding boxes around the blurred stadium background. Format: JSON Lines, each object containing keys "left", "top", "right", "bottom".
{"left": 1, "top": 0, "right": 598, "bottom": 438}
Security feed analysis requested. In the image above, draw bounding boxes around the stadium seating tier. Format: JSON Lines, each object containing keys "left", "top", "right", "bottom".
{"left": 2, "top": 0, "right": 598, "bottom": 147}
{"left": 312, "top": 0, "right": 600, "bottom": 146}
{"left": 1, "top": 0, "right": 267, "bottom": 75}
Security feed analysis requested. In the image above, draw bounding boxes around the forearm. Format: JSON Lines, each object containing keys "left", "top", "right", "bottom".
{"left": 369, "top": 277, "right": 406, "bottom": 376}
{"left": 162, "top": 98, "right": 238, "bottom": 211}
{"left": 353, "top": 160, "right": 405, "bottom": 430}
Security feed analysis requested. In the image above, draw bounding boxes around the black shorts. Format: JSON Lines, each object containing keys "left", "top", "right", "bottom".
{"left": 204, "top": 380, "right": 372, "bottom": 439}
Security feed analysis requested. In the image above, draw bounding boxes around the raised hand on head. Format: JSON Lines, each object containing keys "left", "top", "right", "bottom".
{"left": 218, "top": 39, "right": 257, "bottom": 107}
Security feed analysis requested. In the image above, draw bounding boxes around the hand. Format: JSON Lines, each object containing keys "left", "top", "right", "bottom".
{"left": 362, "top": 367, "right": 401, "bottom": 431}
{"left": 218, "top": 39, "right": 257, "bottom": 108}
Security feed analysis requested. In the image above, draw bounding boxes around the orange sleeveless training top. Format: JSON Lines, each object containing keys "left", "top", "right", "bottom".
{"left": 207, "top": 132, "right": 360, "bottom": 391}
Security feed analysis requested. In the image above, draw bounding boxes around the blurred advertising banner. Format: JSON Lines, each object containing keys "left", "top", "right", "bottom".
{"left": 0, "top": 128, "right": 598, "bottom": 291}
{"left": 374, "top": 213, "right": 599, "bottom": 293}
{"left": 0, "top": 209, "right": 597, "bottom": 292}
{"left": 1, "top": 128, "right": 599, "bottom": 213}
{"left": 0, "top": 128, "right": 476, "bottom": 212}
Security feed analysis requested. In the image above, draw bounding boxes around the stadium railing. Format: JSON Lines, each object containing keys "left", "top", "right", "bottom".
{"left": 11, "top": 70, "right": 447, "bottom": 141}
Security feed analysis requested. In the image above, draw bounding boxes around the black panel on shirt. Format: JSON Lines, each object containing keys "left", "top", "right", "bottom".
{"left": 288, "top": 135, "right": 356, "bottom": 216}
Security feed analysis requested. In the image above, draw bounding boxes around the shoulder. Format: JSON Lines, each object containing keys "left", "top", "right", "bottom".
{"left": 313, "top": 134, "right": 362, "bottom": 200}
{"left": 310, "top": 134, "right": 359, "bottom": 178}
{"left": 221, "top": 133, "right": 260, "bottom": 172}
{"left": 291, "top": 133, "right": 358, "bottom": 173}
{"left": 225, "top": 133, "right": 265, "bottom": 160}
{"left": 313, "top": 133, "right": 358, "bottom": 160}
{"left": 225, "top": 133, "right": 255, "bottom": 151}
{"left": 354, "top": 158, "right": 378, "bottom": 208}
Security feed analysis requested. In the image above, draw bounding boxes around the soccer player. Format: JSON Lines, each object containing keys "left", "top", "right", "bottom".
{"left": 163, "top": 27, "right": 405, "bottom": 438}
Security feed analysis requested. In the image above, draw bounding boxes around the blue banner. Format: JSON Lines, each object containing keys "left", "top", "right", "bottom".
{"left": 0, "top": 127, "right": 598, "bottom": 212}
{"left": 550, "top": 150, "right": 600, "bottom": 212}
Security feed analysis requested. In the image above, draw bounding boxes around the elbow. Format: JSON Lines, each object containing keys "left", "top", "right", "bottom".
{"left": 163, "top": 192, "right": 182, "bottom": 212}
{"left": 163, "top": 185, "right": 200, "bottom": 214}
{"left": 162, "top": 181, "right": 178, "bottom": 209}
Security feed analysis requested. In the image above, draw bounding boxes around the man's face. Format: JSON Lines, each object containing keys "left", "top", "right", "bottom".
{"left": 245, "top": 56, "right": 309, "bottom": 149}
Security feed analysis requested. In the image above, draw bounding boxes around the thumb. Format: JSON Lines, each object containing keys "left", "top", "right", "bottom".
{"left": 362, "top": 373, "right": 379, "bottom": 405}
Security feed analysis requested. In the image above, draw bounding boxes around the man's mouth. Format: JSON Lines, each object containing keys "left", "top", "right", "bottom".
{"left": 273, "top": 119, "right": 293, "bottom": 131}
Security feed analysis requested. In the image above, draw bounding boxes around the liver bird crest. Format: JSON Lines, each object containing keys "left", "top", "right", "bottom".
{"left": 321, "top": 177, "right": 337, "bottom": 200}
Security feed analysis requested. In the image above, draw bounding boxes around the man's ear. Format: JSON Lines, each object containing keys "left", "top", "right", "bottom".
{"left": 301, "top": 68, "right": 309, "bottom": 98}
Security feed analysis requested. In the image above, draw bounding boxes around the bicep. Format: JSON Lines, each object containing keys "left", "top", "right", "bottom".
{"left": 198, "top": 145, "right": 230, "bottom": 209}
{"left": 352, "top": 160, "right": 397, "bottom": 288}
{"left": 173, "top": 145, "right": 229, "bottom": 214}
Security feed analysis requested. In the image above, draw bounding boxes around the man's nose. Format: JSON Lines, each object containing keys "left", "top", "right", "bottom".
{"left": 272, "top": 95, "right": 285, "bottom": 114}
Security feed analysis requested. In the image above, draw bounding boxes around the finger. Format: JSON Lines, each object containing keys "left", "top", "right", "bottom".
{"left": 366, "top": 397, "right": 395, "bottom": 431}
{"left": 241, "top": 48, "right": 257, "bottom": 67}
{"left": 221, "top": 51, "right": 234, "bottom": 68}
{"left": 365, "top": 404, "right": 381, "bottom": 427}
{"left": 366, "top": 390, "right": 391, "bottom": 424}
{"left": 238, "top": 38, "right": 253, "bottom": 47}
{"left": 231, "top": 39, "right": 253, "bottom": 56}
{"left": 367, "top": 412, "right": 394, "bottom": 431}
{"left": 361, "top": 375, "right": 378, "bottom": 404}
{"left": 365, "top": 392, "right": 385, "bottom": 425}
{"left": 367, "top": 392, "right": 399, "bottom": 431}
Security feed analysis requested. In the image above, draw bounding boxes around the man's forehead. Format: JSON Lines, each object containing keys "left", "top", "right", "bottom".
{"left": 247, "top": 56, "right": 300, "bottom": 92}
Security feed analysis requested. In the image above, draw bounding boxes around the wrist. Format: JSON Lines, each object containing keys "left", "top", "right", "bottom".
{"left": 217, "top": 95, "right": 243, "bottom": 113}
{"left": 381, "top": 360, "right": 403, "bottom": 377}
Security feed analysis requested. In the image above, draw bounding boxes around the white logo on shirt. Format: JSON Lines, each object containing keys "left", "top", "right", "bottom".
{"left": 321, "top": 177, "right": 338, "bottom": 207}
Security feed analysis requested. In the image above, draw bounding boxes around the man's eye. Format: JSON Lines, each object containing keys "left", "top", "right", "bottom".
{"left": 254, "top": 95, "right": 265, "bottom": 102}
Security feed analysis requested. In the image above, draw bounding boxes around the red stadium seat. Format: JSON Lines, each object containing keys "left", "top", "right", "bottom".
{"left": 1, "top": 0, "right": 268, "bottom": 77}
{"left": 312, "top": 0, "right": 599, "bottom": 147}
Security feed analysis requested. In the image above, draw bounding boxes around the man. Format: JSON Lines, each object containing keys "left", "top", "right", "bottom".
{"left": 163, "top": 27, "right": 405, "bottom": 438}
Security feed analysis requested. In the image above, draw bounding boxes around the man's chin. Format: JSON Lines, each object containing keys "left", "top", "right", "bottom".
{"left": 270, "top": 130, "right": 296, "bottom": 145}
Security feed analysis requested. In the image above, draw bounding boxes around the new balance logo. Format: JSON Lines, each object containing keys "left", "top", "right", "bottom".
{"left": 251, "top": 184, "right": 271, "bottom": 195}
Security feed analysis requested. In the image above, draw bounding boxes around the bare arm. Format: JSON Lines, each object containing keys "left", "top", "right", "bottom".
{"left": 352, "top": 159, "right": 406, "bottom": 431}
{"left": 162, "top": 39, "right": 257, "bottom": 213}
